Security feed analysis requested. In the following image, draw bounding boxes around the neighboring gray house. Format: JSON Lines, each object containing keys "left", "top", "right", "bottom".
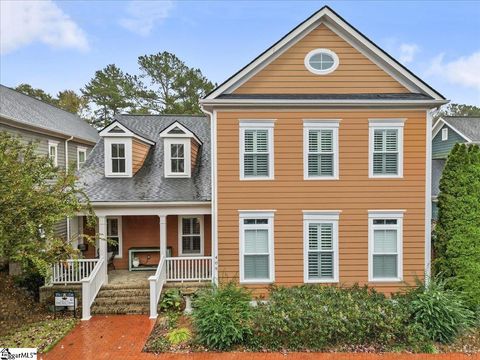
{"left": 431, "top": 116, "right": 480, "bottom": 220}
{"left": 0, "top": 84, "right": 99, "bottom": 238}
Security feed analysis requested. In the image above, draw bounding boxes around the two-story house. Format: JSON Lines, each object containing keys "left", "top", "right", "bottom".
{"left": 0, "top": 84, "right": 99, "bottom": 241}
{"left": 47, "top": 6, "right": 448, "bottom": 320}
{"left": 431, "top": 116, "right": 480, "bottom": 220}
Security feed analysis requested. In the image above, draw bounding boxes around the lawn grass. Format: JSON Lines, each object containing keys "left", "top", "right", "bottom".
{"left": 1, "top": 318, "right": 78, "bottom": 353}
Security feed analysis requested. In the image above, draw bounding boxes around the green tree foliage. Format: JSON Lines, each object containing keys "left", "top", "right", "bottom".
{"left": 15, "top": 84, "right": 57, "bottom": 106}
{"left": 15, "top": 84, "right": 86, "bottom": 115}
{"left": 433, "top": 143, "right": 480, "bottom": 310}
{"left": 0, "top": 133, "right": 95, "bottom": 276}
{"left": 434, "top": 103, "right": 480, "bottom": 120}
{"left": 57, "top": 89, "right": 88, "bottom": 114}
{"left": 81, "top": 64, "right": 151, "bottom": 128}
{"left": 138, "top": 51, "right": 215, "bottom": 114}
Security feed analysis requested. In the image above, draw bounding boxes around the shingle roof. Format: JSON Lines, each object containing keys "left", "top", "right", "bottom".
{"left": 0, "top": 85, "right": 98, "bottom": 143}
{"left": 216, "top": 93, "right": 433, "bottom": 100}
{"left": 78, "top": 115, "right": 211, "bottom": 202}
{"left": 432, "top": 159, "right": 446, "bottom": 197}
{"left": 443, "top": 116, "right": 480, "bottom": 143}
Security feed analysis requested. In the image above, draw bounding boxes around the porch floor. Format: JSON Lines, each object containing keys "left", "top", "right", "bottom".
{"left": 108, "top": 270, "right": 154, "bottom": 286}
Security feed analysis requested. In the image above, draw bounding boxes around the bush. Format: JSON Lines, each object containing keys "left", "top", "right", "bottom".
{"left": 400, "top": 278, "right": 475, "bottom": 344}
{"left": 250, "top": 285, "right": 430, "bottom": 352}
{"left": 14, "top": 269, "right": 44, "bottom": 301}
{"left": 167, "top": 328, "right": 191, "bottom": 345}
{"left": 192, "top": 282, "right": 253, "bottom": 350}
{"left": 159, "top": 289, "right": 183, "bottom": 312}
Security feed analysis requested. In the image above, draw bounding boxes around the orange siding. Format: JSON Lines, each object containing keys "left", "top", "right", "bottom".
{"left": 191, "top": 139, "right": 200, "bottom": 170}
{"left": 234, "top": 24, "right": 409, "bottom": 94}
{"left": 132, "top": 139, "right": 150, "bottom": 175}
{"left": 216, "top": 109, "right": 426, "bottom": 295}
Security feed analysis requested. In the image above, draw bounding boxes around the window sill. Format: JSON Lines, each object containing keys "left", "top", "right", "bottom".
{"left": 368, "top": 278, "right": 403, "bottom": 283}
{"left": 304, "top": 176, "right": 339, "bottom": 181}
{"left": 240, "top": 177, "right": 274, "bottom": 181}
{"left": 240, "top": 279, "right": 274, "bottom": 285}
{"left": 369, "top": 175, "right": 403, "bottom": 179}
{"left": 304, "top": 278, "right": 339, "bottom": 284}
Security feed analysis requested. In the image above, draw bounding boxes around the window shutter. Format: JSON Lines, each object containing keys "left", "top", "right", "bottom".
{"left": 373, "top": 129, "right": 398, "bottom": 175}
{"left": 308, "top": 130, "right": 334, "bottom": 176}
{"left": 244, "top": 129, "right": 269, "bottom": 177}
{"left": 308, "top": 223, "right": 334, "bottom": 279}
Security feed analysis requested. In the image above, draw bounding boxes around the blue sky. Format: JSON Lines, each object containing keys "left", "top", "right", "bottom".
{"left": 1, "top": 1, "right": 479, "bottom": 105}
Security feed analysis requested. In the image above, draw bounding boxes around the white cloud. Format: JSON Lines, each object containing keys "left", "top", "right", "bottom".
{"left": 398, "top": 43, "right": 419, "bottom": 64}
{"left": 0, "top": 0, "right": 88, "bottom": 55}
{"left": 120, "top": 0, "right": 174, "bottom": 36}
{"left": 427, "top": 51, "right": 480, "bottom": 90}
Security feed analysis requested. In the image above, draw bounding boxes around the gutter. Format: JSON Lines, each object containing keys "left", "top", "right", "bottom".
{"left": 200, "top": 99, "right": 449, "bottom": 108}
{"left": 65, "top": 136, "right": 74, "bottom": 243}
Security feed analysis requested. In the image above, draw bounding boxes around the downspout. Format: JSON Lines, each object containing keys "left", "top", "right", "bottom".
{"left": 65, "top": 136, "right": 74, "bottom": 242}
{"left": 200, "top": 105, "right": 218, "bottom": 285}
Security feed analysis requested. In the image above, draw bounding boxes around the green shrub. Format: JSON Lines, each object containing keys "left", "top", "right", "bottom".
{"left": 159, "top": 289, "right": 183, "bottom": 312}
{"left": 250, "top": 285, "right": 430, "bottom": 352}
{"left": 167, "top": 328, "right": 191, "bottom": 345}
{"left": 192, "top": 282, "right": 253, "bottom": 350}
{"left": 434, "top": 143, "right": 480, "bottom": 310}
{"left": 401, "top": 278, "right": 475, "bottom": 344}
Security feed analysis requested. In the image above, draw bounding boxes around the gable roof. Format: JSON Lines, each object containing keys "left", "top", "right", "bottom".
{"left": 202, "top": 6, "right": 446, "bottom": 106}
{"left": 0, "top": 84, "right": 99, "bottom": 144}
{"left": 78, "top": 115, "right": 210, "bottom": 202}
{"left": 99, "top": 120, "right": 156, "bottom": 145}
{"left": 432, "top": 116, "right": 480, "bottom": 143}
{"left": 159, "top": 121, "right": 202, "bottom": 144}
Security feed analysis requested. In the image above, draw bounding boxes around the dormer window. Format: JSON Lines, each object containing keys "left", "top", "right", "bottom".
{"left": 160, "top": 121, "right": 202, "bottom": 179}
{"left": 111, "top": 143, "right": 126, "bottom": 173}
{"left": 100, "top": 120, "right": 154, "bottom": 178}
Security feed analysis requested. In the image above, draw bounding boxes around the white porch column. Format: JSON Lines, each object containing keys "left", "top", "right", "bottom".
{"left": 158, "top": 215, "right": 167, "bottom": 258}
{"left": 98, "top": 216, "right": 108, "bottom": 283}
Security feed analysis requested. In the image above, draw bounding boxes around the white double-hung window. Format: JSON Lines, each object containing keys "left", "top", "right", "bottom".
{"left": 369, "top": 119, "right": 405, "bottom": 178}
{"left": 239, "top": 211, "right": 275, "bottom": 283}
{"left": 303, "top": 211, "right": 340, "bottom": 283}
{"left": 164, "top": 138, "right": 191, "bottom": 178}
{"left": 239, "top": 120, "right": 274, "bottom": 180}
{"left": 77, "top": 146, "right": 87, "bottom": 170}
{"left": 304, "top": 120, "right": 339, "bottom": 179}
{"left": 368, "top": 211, "right": 404, "bottom": 282}
{"left": 48, "top": 140, "right": 59, "bottom": 167}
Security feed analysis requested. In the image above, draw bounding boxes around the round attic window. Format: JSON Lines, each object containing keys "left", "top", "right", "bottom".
{"left": 305, "top": 49, "right": 339, "bottom": 75}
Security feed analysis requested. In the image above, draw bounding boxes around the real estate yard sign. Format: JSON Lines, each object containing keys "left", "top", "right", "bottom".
{"left": 54, "top": 291, "right": 76, "bottom": 317}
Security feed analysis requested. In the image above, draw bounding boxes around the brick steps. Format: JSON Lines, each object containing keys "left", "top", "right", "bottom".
{"left": 91, "top": 284, "right": 150, "bottom": 315}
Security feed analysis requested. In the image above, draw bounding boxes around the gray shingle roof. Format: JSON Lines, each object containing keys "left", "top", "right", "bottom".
{"left": 0, "top": 85, "right": 98, "bottom": 143}
{"left": 216, "top": 93, "right": 434, "bottom": 100}
{"left": 443, "top": 116, "right": 480, "bottom": 143}
{"left": 432, "top": 159, "right": 446, "bottom": 197}
{"left": 78, "top": 115, "right": 211, "bottom": 202}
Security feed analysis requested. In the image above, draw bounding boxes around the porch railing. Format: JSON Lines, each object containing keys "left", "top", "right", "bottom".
{"left": 166, "top": 256, "right": 212, "bottom": 282}
{"left": 51, "top": 259, "right": 99, "bottom": 284}
{"left": 81, "top": 257, "right": 106, "bottom": 320}
{"left": 148, "top": 256, "right": 166, "bottom": 319}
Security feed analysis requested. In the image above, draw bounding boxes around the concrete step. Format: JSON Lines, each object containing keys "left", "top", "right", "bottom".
{"left": 96, "top": 288, "right": 150, "bottom": 298}
{"left": 100, "top": 283, "right": 149, "bottom": 290}
{"left": 91, "top": 304, "right": 150, "bottom": 315}
{"left": 93, "top": 297, "right": 150, "bottom": 306}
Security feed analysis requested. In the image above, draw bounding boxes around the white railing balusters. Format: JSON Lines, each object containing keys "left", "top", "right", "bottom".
{"left": 149, "top": 256, "right": 166, "bottom": 319}
{"left": 81, "top": 258, "right": 106, "bottom": 320}
{"left": 50, "top": 259, "right": 99, "bottom": 284}
{"left": 165, "top": 256, "right": 212, "bottom": 282}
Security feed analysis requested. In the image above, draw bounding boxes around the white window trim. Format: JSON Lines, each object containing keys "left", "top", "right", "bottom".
{"left": 178, "top": 215, "right": 204, "bottom": 256}
{"left": 441, "top": 127, "right": 448, "bottom": 141}
{"left": 239, "top": 210, "right": 275, "bottom": 284}
{"left": 107, "top": 216, "right": 123, "bottom": 259}
{"left": 303, "top": 120, "right": 340, "bottom": 180}
{"left": 368, "top": 210, "right": 404, "bottom": 282}
{"left": 77, "top": 146, "right": 87, "bottom": 170}
{"left": 303, "top": 211, "right": 340, "bottom": 283}
{"left": 104, "top": 137, "right": 132, "bottom": 177}
{"left": 368, "top": 119, "right": 405, "bottom": 179}
{"left": 48, "top": 140, "right": 59, "bottom": 167}
{"left": 239, "top": 120, "right": 275, "bottom": 180}
{"left": 164, "top": 138, "right": 191, "bottom": 178}
{"left": 304, "top": 48, "right": 340, "bottom": 75}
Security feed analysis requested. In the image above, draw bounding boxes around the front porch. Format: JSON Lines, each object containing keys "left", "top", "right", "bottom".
{"left": 49, "top": 204, "right": 214, "bottom": 320}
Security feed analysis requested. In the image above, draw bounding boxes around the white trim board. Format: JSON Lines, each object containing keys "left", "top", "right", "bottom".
{"left": 204, "top": 6, "right": 445, "bottom": 101}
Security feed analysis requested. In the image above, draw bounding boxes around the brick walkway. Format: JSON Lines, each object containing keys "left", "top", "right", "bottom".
{"left": 41, "top": 315, "right": 477, "bottom": 360}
